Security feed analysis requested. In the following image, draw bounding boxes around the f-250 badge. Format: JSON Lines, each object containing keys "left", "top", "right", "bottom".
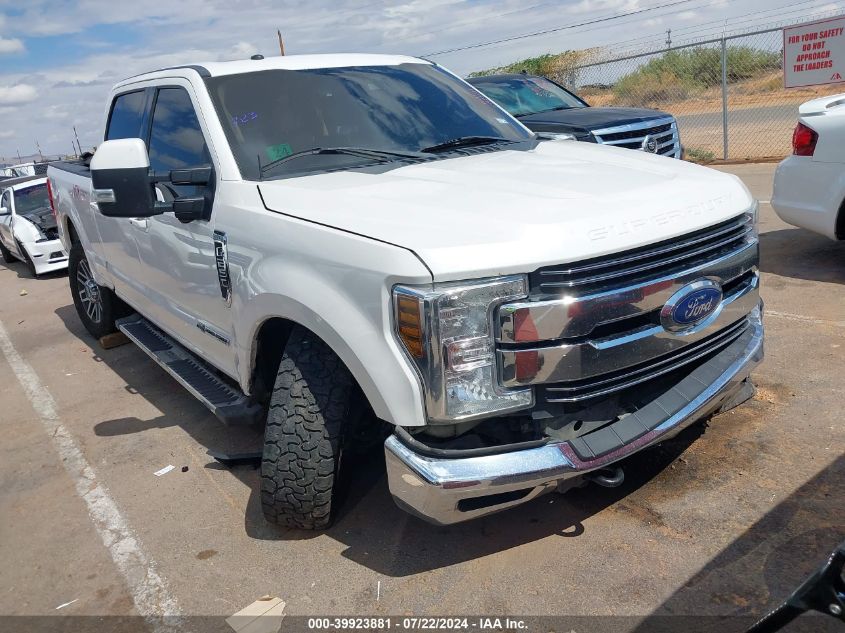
{"left": 212, "top": 230, "right": 232, "bottom": 307}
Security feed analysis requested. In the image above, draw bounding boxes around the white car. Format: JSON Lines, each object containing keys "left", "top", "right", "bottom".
{"left": 0, "top": 176, "right": 69, "bottom": 275}
{"left": 772, "top": 93, "right": 845, "bottom": 240}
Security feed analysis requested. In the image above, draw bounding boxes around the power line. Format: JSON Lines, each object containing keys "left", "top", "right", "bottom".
{"left": 532, "top": 0, "right": 723, "bottom": 51}
{"left": 568, "top": 0, "right": 842, "bottom": 57}
{"left": 423, "top": 0, "right": 703, "bottom": 56}
{"left": 646, "top": 0, "right": 843, "bottom": 42}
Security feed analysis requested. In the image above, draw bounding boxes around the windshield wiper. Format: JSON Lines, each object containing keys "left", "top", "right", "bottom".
{"left": 259, "top": 147, "right": 428, "bottom": 177}
{"left": 420, "top": 136, "right": 510, "bottom": 153}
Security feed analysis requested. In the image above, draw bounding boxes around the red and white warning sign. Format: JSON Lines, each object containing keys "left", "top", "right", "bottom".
{"left": 784, "top": 16, "right": 845, "bottom": 88}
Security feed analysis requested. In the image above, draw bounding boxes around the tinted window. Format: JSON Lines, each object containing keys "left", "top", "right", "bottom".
{"left": 206, "top": 63, "right": 532, "bottom": 180}
{"left": 1, "top": 190, "right": 10, "bottom": 211}
{"left": 148, "top": 88, "right": 210, "bottom": 171}
{"left": 14, "top": 184, "right": 50, "bottom": 216}
{"left": 106, "top": 91, "right": 147, "bottom": 141}
{"left": 470, "top": 77, "right": 586, "bottom": 117}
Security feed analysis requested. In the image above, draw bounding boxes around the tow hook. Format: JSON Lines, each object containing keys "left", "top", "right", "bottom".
{"left": 586, "top": 466, "right": 625, "bottom": 488}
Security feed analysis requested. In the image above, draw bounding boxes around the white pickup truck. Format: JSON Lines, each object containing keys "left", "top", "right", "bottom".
{"left": 48, "top": 53, "right": 763, "bottom": 529}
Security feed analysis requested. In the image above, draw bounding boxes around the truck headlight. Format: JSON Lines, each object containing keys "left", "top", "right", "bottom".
{"left": 393, "top": 276, "right": 534, "bottom": 423}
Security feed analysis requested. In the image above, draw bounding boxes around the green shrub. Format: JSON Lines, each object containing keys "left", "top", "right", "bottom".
{"left": 469, "top": 50, "right": 591, "bottom": 86}
{"left": 612, "top": 46, "right": 781, "bottom": 103}
{"left": 685, "top": 147, "right": 716, "bottom": 163}
{"left": 614, "top": 68, "right": 690, "bottom": 104}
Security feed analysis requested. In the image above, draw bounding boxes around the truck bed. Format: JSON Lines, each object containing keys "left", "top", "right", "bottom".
{"left": 49, "top": 159, "right": 92, "bottom": 179}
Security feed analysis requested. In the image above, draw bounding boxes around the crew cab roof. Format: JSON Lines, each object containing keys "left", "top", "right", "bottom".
{"left": 115, "top": 53, "right": 431, "bottom": 88}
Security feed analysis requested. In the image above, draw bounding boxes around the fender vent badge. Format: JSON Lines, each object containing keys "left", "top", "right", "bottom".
{"left": 213, "top": 230, "right": 232, "bottom": 307}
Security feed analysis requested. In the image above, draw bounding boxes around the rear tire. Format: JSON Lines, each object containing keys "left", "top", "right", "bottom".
{"left": 68, "top": 242, "right": 128, "bottom": 339}
{"left": 260, "top": 327, "right": 361, "bottom": 530}
{"left": 0, "top": 239, "right": 14, "bottom": 264}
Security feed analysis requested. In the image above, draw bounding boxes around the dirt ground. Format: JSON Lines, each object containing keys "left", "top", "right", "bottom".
{"left": 0, "top": 164, "right": 843, "bottom": 633}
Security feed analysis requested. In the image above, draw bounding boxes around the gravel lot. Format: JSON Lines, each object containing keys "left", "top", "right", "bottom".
{"left": 0, "top": 163, "right": 842, "bottom": 632}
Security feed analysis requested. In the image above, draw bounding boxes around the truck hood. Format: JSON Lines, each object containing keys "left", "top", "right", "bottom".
{"left": 257, "top": 141, "right": 753, "bottom": 281}
{"left": 516, "top": 106, "right": 671, "bottom": 134}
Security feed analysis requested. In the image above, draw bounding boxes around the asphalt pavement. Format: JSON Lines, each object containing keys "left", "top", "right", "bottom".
{"left": 0, "top": 163, "right": 843, "bottom": 632}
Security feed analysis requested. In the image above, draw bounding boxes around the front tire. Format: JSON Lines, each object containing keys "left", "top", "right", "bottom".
{"left": 0, "top": 239, "right": 14, "bottom": 264}
{"left": 68, "top": 242, "right": 126, "bottom": 339}
{"left": 260, "top": 327, "right": 360, "bottom": 530}
{"left": 16, "top": 240, "right": 36, "bottom": 277}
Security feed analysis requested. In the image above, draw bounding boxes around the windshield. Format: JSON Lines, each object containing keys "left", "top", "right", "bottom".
{"left": 470, "top": 76, "right": 587, "bottom": 117}
{"left": 14, "top": 184, "right": 50, "bottom": 216}
{"left": 206, "top": 63, "right": 532, "bottom": 179}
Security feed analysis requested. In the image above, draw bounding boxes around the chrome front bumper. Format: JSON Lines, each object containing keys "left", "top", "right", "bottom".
{"left": 385, "top": 307, "right": 763, "bottom": 525}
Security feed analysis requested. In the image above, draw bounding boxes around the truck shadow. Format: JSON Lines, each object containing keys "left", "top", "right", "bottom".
{"left": 1, "top": 260, "right": 68, "bottom": 280}
{"left": 55, "top": 302, "right": 723, "bottom": 578}
{"left": 628, "top": 454, "right": 845, "bottom": 633}
{"left": 308, "top": 423, "right": 709, "bottom": 577}
{"left": 758, "top": 228, "right": 845, "bottom": 285}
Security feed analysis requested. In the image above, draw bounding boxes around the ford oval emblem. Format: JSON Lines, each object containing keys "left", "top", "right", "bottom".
{"left": 660, "top": 280, "right": 723, "bottom": 332}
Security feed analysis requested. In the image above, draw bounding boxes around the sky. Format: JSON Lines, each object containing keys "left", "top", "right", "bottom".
{"left": 0, "top": 0, "right": 842, "bottom": 160}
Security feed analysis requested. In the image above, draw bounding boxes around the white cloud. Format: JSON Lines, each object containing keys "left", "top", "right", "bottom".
{"left": 225, "top": 41, "right": 259, "bottom": 60}
{"left": 0, "top": 37, "right": 24, "bottom": 54}
{"left": 0, "top": 84, "right": 38, "bottom": 105}
{"left": 0, "top": 130, "right": 13, "bottom": 139}
{"left": 0, "top": 0, "right": 812, "bottom": 156}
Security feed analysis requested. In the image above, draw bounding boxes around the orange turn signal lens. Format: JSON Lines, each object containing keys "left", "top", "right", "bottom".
{"left": 397, "top": 294, "right": 424, "bottom": 358}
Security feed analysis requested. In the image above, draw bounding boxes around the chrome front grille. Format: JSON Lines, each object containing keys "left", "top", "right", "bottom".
{"left": 531, "top": 212, "right": 754, "bottom": 295}
{"left": 539, "top": 316, "right": 750, "bottom": 403}
{"left": 592, "top": 116, "right": 681, "bottom": 158}
{"left": 495, "top": 212, "right": 761, "bottom": 401}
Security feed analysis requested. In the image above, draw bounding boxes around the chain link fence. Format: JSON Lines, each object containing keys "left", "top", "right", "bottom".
{"left": 473, "top": 21, "right": 845, "bottom": 161}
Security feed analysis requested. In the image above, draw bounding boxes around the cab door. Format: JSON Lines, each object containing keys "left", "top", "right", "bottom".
{"left": 94, "top": 89, "right": 150, "bottom": 304}
{"left": 131, "top": 84, "right": 235, "bottom": 375}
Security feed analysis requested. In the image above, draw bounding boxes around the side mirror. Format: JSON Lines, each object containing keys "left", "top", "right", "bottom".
{"left": 0, "top": 206, "right": 9, "bottom": 216}
{"left": 92, "top": 139, "right": 210, "bottom": 222}
{"left": 91, "top": 139, "right": 157, "bottom": 218}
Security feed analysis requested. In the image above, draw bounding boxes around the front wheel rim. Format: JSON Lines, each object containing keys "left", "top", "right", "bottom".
{"left": 76, "top": 258, "right": 103, "bottom": 324}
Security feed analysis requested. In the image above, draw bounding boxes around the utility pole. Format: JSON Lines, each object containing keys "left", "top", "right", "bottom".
{"left": 35, "top": 139, "right": 43, "bottom": 161}
{"left": 277, "top": 29, "right": 285, "bottom": 56}
{"left": 16, "top": 149, "right": 21, "bottom": 162}
{"left": 666, "top": 28, "right": 672, "bottom": 49}
{"left": 73, "top": 126, "right": 82, "bottom": 157}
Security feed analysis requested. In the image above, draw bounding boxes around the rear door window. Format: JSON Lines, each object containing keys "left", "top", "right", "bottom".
{"left": 105, "top": 90, "right": 147, "bottom": 141}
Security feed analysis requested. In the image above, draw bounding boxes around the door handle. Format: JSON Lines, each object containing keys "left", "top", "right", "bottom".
{"left": 128, "top": 218, "right": 149, "bottom": 231}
